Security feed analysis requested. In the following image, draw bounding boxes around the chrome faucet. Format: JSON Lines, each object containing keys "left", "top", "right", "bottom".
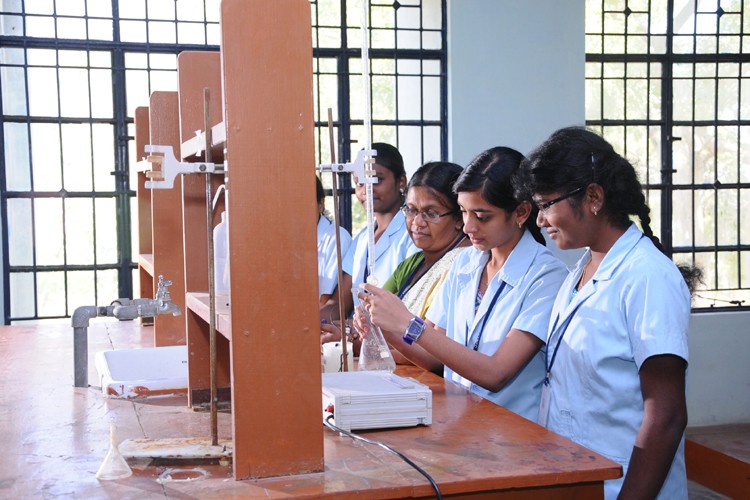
{"left": 109, "top": 276, "right": 182, "bottom": 320}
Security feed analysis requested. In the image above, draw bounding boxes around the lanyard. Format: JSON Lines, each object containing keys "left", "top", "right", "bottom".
{"left": 362, "top": 222, "right": 380, "bottom": 285}
{"left": 397, "top": 255, "right": 425, "bottom": 299}
{"left": 362, "top": 247, "right": 370, "bottom": 284}
{"left": 466, "top": 280, "right": 507, "bottom": 351}
{"left": 544, "top": 296, "right": 587, "bottom": 386}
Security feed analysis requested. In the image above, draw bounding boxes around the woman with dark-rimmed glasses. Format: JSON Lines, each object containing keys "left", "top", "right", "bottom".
{"left": 519, "top": 126, "right": 702, "bottom": 499}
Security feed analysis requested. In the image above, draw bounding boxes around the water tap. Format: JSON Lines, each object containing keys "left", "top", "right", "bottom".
{"left": 155, "top": 275, "right": 181, "bottom": 316}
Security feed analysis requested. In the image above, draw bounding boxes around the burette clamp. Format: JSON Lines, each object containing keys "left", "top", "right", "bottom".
{"left": 319, "top": 148, "right": 378, "bottom": 184}
{"left": 140, "top": 145, "right": 225, "bottom": 189}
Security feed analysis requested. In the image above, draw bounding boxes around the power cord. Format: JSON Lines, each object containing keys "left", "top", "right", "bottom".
{"left": 323, "top": 415, "right": 442, "bottom": 499}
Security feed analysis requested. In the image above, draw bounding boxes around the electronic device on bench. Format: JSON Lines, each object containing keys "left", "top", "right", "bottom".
{"left": 322, "top": 371, "right": 432, "bottom": 432}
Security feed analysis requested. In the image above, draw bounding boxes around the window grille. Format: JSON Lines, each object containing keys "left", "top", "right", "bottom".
{"left": 0, "top": 0, "right": 447, "bottom": 323}
{"left": 585, "top": 0, "right": 750, "bottom": 310}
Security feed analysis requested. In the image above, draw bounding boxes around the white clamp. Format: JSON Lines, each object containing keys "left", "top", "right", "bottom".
{"left": 142, "top": 145, "right": 224, "bottom": 189}
{"left": 319, "top": 148, "right": 378, "bottom": 184}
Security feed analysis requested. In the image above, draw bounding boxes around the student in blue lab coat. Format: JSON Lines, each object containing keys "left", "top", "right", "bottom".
{"left": 519, "top": 126, "right": 702, "bottom": 499}
{"left": 320, "top": 142, "right": 417, "bottom": 326}
{"left": 316, "top": 175, "right": 352, "bottom": 306}
{"left": 360, "top": 147, "right": 567, "bottom": 421}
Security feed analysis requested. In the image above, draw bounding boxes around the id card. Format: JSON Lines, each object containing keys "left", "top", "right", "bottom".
{"left": 538, "top": 382, "right": 551, "bottom": 427}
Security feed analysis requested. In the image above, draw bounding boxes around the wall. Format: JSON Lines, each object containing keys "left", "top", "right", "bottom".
{"left": 687, "top": 310, "right": 750, "bottom": 426}
{"left": 447, "top": 0, "right": 585, "bottom": 164}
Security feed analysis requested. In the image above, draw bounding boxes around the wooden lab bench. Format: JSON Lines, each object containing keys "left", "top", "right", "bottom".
{"left": 0, "top": 320, "right": 620, "bottom": 498}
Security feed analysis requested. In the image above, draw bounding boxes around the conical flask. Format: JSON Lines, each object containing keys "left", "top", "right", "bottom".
{"left": 95, "top": 424, "right": 132, "bottom": 480}
{"left": 351, "top": 288, "right": 396, "bottom": 372}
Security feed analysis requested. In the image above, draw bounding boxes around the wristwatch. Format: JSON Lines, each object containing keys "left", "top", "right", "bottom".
{"left": 402, "top": 316, "right": 426, "bottom": 345}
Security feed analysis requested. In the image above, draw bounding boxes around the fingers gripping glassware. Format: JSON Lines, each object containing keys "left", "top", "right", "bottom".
{"left": 351, "top": 288, "right": 396, "bottom": 372}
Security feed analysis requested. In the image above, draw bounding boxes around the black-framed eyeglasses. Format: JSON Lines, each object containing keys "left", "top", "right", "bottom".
{"left": 535, "top": 186, "right": 585, "bottom": 213}
{"left": 400, "top": 205, "right": 455, "bottom": 223}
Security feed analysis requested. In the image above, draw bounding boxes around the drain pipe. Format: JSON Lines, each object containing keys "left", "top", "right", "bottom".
{"left": 72, "top": 305, "right": 112, "bottom": 387}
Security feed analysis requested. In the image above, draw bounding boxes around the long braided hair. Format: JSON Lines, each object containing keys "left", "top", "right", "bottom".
{"left": 518, "top": 126, "right": 702, "bottom": 292}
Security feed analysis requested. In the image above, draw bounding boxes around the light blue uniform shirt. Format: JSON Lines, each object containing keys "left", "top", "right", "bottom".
{"left": 542, "top": 224, "right": 690, "bottom": 499}
{"left": 343, "top": 210, "right": 418, "bottom": 289}
{"left": 426, "top": 230, "right": 567, "bottom": 421}
{"left": 317, "top": 216, "right": 352, "bottom": 296}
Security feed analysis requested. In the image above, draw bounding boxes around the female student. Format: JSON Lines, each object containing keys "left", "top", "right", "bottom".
{"left": 360, "top": 147, "right": 567, "bottom": 421}
{"left": 316, "top": 175, "right": 352, "bottom": 306}
{"left": 320, "top": 142, "right": 417, "bottom": 323}
{"left": 519, "top": 126, "right": 702, "bottom": 499}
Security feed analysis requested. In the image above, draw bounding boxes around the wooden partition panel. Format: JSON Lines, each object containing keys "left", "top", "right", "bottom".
{"left": 149, "top": 91, "right": 187, "bottom": 347}
{"left": 135, "top": 106, "right": 154, "bottom": 301}
{"left": 177, "top": 51, "right": 223, "bottom": 156}
{"left": 176, "top": 51, "right": 232, "bottom": 400}
{"left": 221, "top": 0, "right": 323, "bottom": 479}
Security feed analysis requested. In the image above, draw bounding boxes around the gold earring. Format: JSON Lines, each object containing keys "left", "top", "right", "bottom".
{"left": 517, "top": 221, "right": 523, "bottom": 229}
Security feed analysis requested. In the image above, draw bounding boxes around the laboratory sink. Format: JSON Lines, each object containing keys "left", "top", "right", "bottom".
{"left": 95, "top": 345, "right": 188, "bottom": 398}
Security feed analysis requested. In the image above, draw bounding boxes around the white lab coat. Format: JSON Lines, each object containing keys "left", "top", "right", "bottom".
{"left": 427, "top": 230, "right": 567, "bottom": 421}
{"left": 317, "top": 216, "right": 352, "bottom": 296}
{"left": 541, "top": 223, "right": 690, "bottom": 499}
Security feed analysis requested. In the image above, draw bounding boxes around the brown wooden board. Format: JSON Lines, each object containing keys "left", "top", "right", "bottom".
{"left": 220, "top": 0, "right": 324, "bottom": 480}
{"left": 149, "top": 91, "right": 187, "bottom": 347}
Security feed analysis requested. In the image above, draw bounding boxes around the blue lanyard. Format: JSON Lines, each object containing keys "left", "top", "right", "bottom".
{"left": 466, "top": 280, "right": 507, "bottom": 351}
{"left": 544, "top": 298, "right": 586, "bottom": 386}
{"left": 397, "top": 255, "right": 425, "bottom": 299}
{"left": 362, "top": 247, "right": 370, "bottom": 284}
{"left": 362, "top": 222, "right": 379, "bottom": 285}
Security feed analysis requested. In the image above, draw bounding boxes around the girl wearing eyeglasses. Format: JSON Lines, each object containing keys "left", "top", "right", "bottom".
{"left": 519, "top": 126, "right": 702, "bottom": 499}
{"left": 360, "top": 147, "right": 567, "bottom": 421}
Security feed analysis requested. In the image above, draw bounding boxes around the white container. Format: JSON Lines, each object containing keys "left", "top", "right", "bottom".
{"left": 213, "top": 211, "right": 229, "bottom": 295}
{"left": 95, "top": 346, "right": 188, "bottom": 398}
{"left": 322, "top": 341, "right": 354, "bottom": 373}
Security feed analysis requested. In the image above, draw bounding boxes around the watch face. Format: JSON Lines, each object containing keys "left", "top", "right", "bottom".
{"left": 404, "top": 317, "right": 425, "bottom": 343}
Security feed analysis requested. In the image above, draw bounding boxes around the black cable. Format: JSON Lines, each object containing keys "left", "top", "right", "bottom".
{"left": 323, "top": 415, "right": 442, "bottom": 499}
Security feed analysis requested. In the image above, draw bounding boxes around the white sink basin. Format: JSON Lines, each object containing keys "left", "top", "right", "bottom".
{"left": 95, "top": 345, "right": 188, "bottom": 398}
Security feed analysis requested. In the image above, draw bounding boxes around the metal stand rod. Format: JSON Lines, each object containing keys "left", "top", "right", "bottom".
{"left": 327, "top": 108, "right": 349, "bottom": 371}
{"left": 204, "top": 87, "right": 219, "bottom": 446}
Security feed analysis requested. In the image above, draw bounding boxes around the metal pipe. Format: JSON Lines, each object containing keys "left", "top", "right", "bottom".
{"left": 72, "top": 305, "right": 106, "bottom": 387}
